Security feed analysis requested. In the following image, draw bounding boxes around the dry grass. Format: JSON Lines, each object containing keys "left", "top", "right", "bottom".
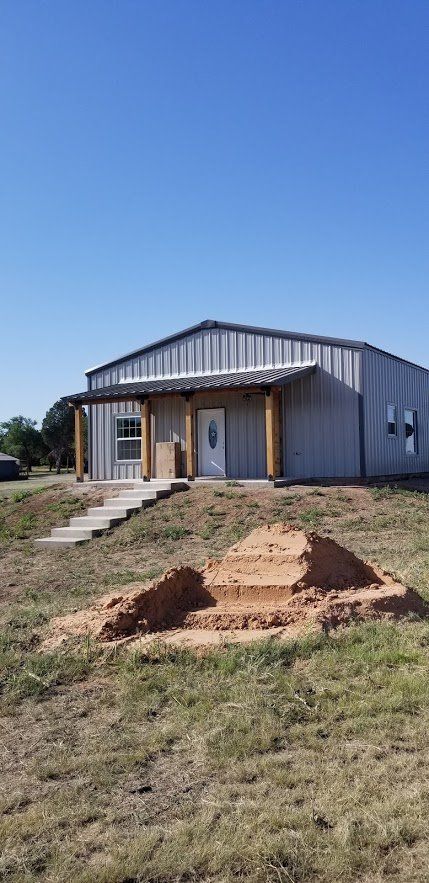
{"left": 2, "top": 481, "right": 429, "bottom": 881}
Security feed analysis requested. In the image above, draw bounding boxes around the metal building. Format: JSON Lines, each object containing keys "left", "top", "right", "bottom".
{"left": 0, "top": 453, "right": 20, "bottom": 481}
{"left": 65, "top": 319, "right": 429, "bottom": 482}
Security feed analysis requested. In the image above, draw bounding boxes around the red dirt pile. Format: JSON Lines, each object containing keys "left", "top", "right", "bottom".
{"left": 42, "top": 525, "right": 428, "bottom": 649}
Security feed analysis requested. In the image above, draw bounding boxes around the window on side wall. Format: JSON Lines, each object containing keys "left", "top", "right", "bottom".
{"left": 116, "top": 416, "right": 142, "bottom": 461}
{"left": 404, "top": 409, "right": 417, "bottom": 455}
{"left": 387, "top": 403, "right": 397, "bottom": 437}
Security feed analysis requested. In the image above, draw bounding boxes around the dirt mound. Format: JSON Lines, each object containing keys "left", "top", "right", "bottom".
{"left": 203, "top": 524, "right": 381, "bottom": 601}
{"left": 42, "top": 525, "right": 428, "bottom": 650}
{"left": 44, "top": 566, "right": 207, "bottom": 647}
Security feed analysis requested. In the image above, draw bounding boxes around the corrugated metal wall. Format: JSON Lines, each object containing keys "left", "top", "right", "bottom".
{"left": 363, "top": 348, "right": 429, "bottom": 476}
{"left": 88, "top": 326, "right": 363, "bottom": 480}
{"left": 283, "top": 345, "right": 362, "bottom": 479}
{"left": 94, "top": 327, "right": 359, "bottom": 380}
{"left": 151, "top": 397, "right": 186, "bottom": 478}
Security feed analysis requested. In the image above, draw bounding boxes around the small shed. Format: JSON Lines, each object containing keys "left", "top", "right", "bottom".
{"left": 0, "top": 452, "right": 20, "bottom": 481}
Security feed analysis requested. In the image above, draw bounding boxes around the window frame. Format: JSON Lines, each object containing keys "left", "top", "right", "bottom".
{"left": 404, "top": 407, "right": 418, "bottom": 456}
{"left": 386, "top": 402, "right": 397, "bottom": 438}
{"left": 114, "top": 414, "right": 142, "bottom": 463}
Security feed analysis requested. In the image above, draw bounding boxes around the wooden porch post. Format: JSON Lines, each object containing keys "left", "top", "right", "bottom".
{"left": 74, "top": 404, "right": 84, "bottom": 483}
{"left": 140, "top": 398, "right": 152, "bottom": 481}
{"left": 265, "top": 387, "right": 282, "bottom": 481}
{"left": 185, "top": 395, "right": 196, "bottom": 480}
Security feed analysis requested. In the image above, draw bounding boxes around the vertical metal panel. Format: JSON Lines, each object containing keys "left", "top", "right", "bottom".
{"left": 283, "top": 345, "right": 361, "bottom": 478}
{"left": 151, "top": 397, "right": 186, "bottom": 478}
{"left": 89, "top": 363, "right": 142, "bottom": 479}
{"left": 363, "top": 348, "right": 429, "bottom": 476}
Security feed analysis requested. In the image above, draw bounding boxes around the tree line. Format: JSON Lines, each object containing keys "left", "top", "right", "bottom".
{"left": 0, "top": 401, "right": 88, "bottom": 474}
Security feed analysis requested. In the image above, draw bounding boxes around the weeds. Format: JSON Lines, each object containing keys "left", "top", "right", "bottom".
{"left": 11, "top": 487, "right": 45, "bottom": 504}
{"left": 0, "top": 646, "right": 96, "bottom": 707}
{"left": 47, "top": 497, "right": 86, "bottom": 519}
{"left": 162, "top": 524, "right": 190, "bottom": 540}
{"left": 13, "top": 514, "right": 37, "bottom": 538}
{"left": 277, "top": 493, "right": 301, "bottom": 506}
{"left": 199, "top": 522, "right": 220, "bottom": 540}
{"left": 299, "top": 508, "right": 325, "bottom": 527}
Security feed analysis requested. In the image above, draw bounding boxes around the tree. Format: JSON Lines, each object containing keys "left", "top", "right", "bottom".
{"left": 0, "top": 416, "right": 45, "bottom": 472}
{"left": 41, "top": 400, "right": 77, "bottom": 474}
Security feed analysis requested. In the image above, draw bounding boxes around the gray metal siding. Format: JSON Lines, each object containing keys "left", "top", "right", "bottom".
{"left": 88, "top": 327, "right": 363, "bottom": 480}
{"left": 283, "top": 346, "right": 362, "bottom": 479}
{"left": 363, "top": 348, "right": 429, "bottom": 476}
{"left": 106, "top": 327, "right": 350, "bottom": 380}
{"left": 151, "top": 397, "right": 186, "bottom": 478}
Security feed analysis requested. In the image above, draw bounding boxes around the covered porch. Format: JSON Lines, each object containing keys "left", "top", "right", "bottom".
{"left": 66, "top": 364, "right": 316, "bottom": 483}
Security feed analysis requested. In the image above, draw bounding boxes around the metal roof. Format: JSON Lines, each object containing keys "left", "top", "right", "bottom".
{"left": 0, "top": 452, "right": 19, "bottom": 462}
{"left": 85, "top": 319, "right": 365, "bottom": 376}
{"left": 66, "top": 363, "right": 317, "bottom": 404}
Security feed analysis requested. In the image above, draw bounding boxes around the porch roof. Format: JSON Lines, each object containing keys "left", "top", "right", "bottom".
{"left": 65, "top": 363, "right": 316, "bottom": 405}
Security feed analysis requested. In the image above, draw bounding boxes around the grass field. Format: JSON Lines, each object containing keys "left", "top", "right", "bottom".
{"left": 1, "top": 480, "right": 429, "bottom": 882}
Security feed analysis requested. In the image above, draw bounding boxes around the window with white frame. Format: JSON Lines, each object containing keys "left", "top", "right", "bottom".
{"left": 404, "top": 408, "right": 417, "bottom": 455}
{"left": 387, "top": 403, "right": 397, "bottom": 437}
{"left": 116, "top": 416, "right": 141, "bottom": 461}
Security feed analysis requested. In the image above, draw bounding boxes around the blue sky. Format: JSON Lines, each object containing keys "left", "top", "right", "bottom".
{"left": 1, "top": 1, "right": 428, "bottom": 424}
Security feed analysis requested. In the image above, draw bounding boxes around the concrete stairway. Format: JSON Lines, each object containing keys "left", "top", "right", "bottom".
{"left": 34, "top": 481, "right": 189, "bottom": 549}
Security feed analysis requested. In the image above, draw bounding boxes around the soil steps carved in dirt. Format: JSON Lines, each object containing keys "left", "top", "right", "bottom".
{"left": 34, "top": 481, "right": 189, "bottom": 549}
{"left": 42, "top": 524, "right": 428, "bottom": 649}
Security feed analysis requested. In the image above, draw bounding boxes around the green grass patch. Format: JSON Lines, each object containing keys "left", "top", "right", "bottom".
{"left": 11, "top": 486, "right": 45, "bottom": 504}
{"left": 277, "top": 493, "right": 301, "bottom": 505}
{"left": 0, "top": 645, "right": 97, "bottom": 707}
{"left": 13, "top": 514, "right": 38, "bottom": 538}
{"left": 299, "top": 508, "right": 325, "bottom": 527}
{"left": 162, "top": 524, "right": 190, "bottom": 540}
{"left": 47, "top": 497, "right": 87, "bottom": 519}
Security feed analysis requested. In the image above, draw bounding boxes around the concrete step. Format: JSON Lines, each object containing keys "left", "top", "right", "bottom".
{"left": 132, "top": 481, "right": 188, "bottom": 492}
{"left": 35, "top": 536, "right": 89, "bottom": 549}
{"left": 156, "top": 481, "right": 189, "bottom": 492}
{"left": 101, "top": 499, "right": 143, "bottom": 510}
{"left": 120, "top": 489, "right": 167, "bottom": 500}
{"left": 86, "top": 506, "right": 138, "bottom": 520}
{"left": 70, "top": 515, "right": 125, "bottom": 529}
{"left": 137, "top": 481, "right": 174, "bottom": 491}
{"left": 114, "top": 495, "right": 157, "bottom": 507}
{"left": 52, "top": 526, "right": 101, "bottom": 540}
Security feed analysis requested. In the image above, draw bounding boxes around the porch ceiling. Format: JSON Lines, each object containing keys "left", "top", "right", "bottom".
{"left": 65, "top": 363, "right": 316, "bottom": 405}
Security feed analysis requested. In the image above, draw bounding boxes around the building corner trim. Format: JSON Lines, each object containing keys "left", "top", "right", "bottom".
{"left": 358, "top": 353, "right": 366, "bottom": 479}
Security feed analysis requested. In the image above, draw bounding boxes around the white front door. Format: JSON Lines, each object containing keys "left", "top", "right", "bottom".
{"left": 197, "top": 408, "right": 226, "bottom": 476}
